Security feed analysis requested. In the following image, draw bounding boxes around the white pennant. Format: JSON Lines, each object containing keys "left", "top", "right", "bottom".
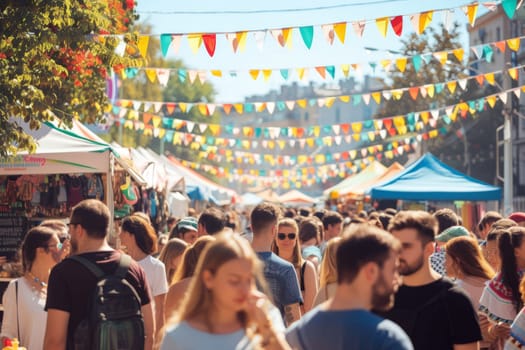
{"left": 229, "top": 139, "right": 236, "bottom": 147}
{"left": 266, "top": 102, "right": 275, "bottom": 114}
{"left": 379, "top": 129, "right": 387, "bottom": 139}
{"left": 253, "top": 31, "right": 266, "bottom": 51}
{"left": 334, "top": 136, "right": 342, "bottom": 145}
{"left": 430, "top": 110, "right": 440, "bottom": 119}
{"left": 458, "top": 78, "right": 468, "bottom": 90}
{"left": 397, "top": 146, "right": 404, "bottom": 155}
{"left": 186, "top": 121, "right": 195, "bottom": 133}
{"left": 362, "top": 94, "right": 371, "bottom": 105}
{"left": 419, "top": 86, "right": 428, "bottom": 98}
{"left": 445, "top": 106, "right": 454, "bottom": 115}
{"left": 332, "top": 125, "right": 340, "bottom": 135}
{"left": 382, "top": 91, "right": 392, "bottom": 100}
{"left": 198, "top": 123, "right": 207, "bottom": 133}
{"left": 232, "top": 127, "right": 240, "bottom": 135}
{"left": 416, "top": 134, "right": 423, "bottom": 142}
{"left": 132, "top": 100, "right": 142, "bottom": 111}
{"left": 499, "top": 92, "right": 508, "bottom": 104}
{"left": 344, "top": 135, "right": 352, "bottom": 144}
{"left": 285, "top": 101, "right": 295, "bottom": 110}
{"left": 197, "top": 71, "right": 207, "bottom": 84}
{"left": 115, "top": 36, "right": 126, "bottom": 56}
{"left": 299, "top": 139, "right": 306, "bottom": 148}
{"left": 188, "top": 70, "right": 198, "bottom": 84}
{"left": 409, "top": 14, "right": 420, "bottom": 33}
{"left": 153, "top": 102, "right": 163, "bottom": 113}
{"left": 317, "top": 98, "right": 326, "bottom": 108}
{"left": 471, "top": 46, "right": 483, "bottom": 59}
{"left": 143, "top": 102, "right": 152, "bottom": 112}
{"left": 252, "top": 141, "right": 258, "bottom": 149}
{"left": 514, "top": 89, "right": 521, "bottom": 98}
{"left": 157, "top": 69, "right": 171, "bottom": 87}
{"left": 289, "top": 139, "right": 296, "bottom": 147}
{"left": 442, "top": 9, "right": 455, "bottom": 31}
{"left": 207, "top": 104, "right": 216, "bottom": 115}
{"left": 321, "top": 24, "right": 335, "bottom": 45}
{"left": 429, "top": 119, "right": 437, "bottom": 128}
{"left": 375, "top": 120, "right": 383, "bottom": 129}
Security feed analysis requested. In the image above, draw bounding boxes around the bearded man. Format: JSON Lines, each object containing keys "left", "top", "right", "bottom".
{"left": 378, "top": 210, "right": 482, "bottom": 350}
{"left": 286, "top": 224, "right": 413, "bottom": 350}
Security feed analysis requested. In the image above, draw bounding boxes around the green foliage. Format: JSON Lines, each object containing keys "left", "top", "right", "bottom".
{"left": 0, "top": 0, "right": 141, "bottom": 157}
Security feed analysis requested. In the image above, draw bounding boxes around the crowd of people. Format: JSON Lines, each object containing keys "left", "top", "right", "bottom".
{"left": 4, "top": 198, "right": 525, "bottom": 349}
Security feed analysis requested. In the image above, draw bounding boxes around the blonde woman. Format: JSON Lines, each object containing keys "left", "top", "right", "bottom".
{"left": 312, "top": 237, "right": 341, "bottom": 307}
{"left": 165, "top": 235, "right": 216, "bottom": 319}
{"left": 158, "top": 238, "right": 188, "bottom": 285}
{"left": 160, "top": 233, "right": 290, "bottom": 350}
{"left": 272, "top": 218, "right": 318, "bottom": 313}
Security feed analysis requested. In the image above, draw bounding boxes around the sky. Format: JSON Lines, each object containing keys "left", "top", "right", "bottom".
{"left": 134, "top": 0, "right": 476, "bottom": 102}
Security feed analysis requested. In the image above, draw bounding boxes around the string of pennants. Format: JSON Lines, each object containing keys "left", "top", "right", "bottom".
{"left": 102, "top": 1, "right": 520, "bottom": 58}
{"left": 109, "top": 84, "right": 525, "bottom": 146}
{"left": 114, "top": 63, "right": 523, "bottom": 117}
{"left": 106, "top": 85, "right": 525, "bottom": 166}
{"left": 118, "top": 35, "right": 523, "bottom": 86}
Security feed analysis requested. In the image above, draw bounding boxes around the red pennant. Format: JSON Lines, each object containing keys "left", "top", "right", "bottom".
{"left": 388, "top": 128, "right": 397, "bottom": 136}
{"left": 377, "top": 153, "right": 383, "bottom": 160}
{"left": 409, "top": 87, "right": 419, "bottom": 100}
{"left": 223, "top": 104, "right": 233, "bottom": 115}
{"left": 341, "top": 123, "right": 350, "bottom": 134}
{"left": 202, "top": 34, "right": 216, "bottom": 57}
{"left": 390, "top": 16, "right": 403, "bottom": 36}
{"left": 297, "top": 128, "right": 305, "bottom": 138}
{"left": 383, "top": 118, "right": 393, "bottom": 130}
{"left": 165, "top": 103, "right": 176, "bottom": 115}
{"left": 423, "top": 133, "right": 429, "bottom": 141}
{"left": 342, "top": 152, "right": 349, "bottom": 160}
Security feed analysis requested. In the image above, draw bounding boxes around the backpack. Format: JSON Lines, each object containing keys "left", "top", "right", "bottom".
{"left": 69, "top": 254, "right": 145, "bottom": 350}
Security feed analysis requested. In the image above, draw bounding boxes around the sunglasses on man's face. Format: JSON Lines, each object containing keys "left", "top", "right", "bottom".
{"left": 277, "top": 233, "right": 297, "bottom": 240}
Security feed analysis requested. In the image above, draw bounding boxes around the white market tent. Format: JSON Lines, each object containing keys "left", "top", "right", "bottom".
{"left": 0, "top": 119, "right": 116, "bottom": 216}
{"left": 278, "top": 190, "right": 317, "bottom": 206}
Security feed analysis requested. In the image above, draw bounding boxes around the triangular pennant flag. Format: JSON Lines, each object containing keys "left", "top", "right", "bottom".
{"left": 341, "top": 64, "right": 350, "bottom": 77}
{"left": 153, "top": 102, "right": 163, "bottom": 113}
{"left": 198, "top": 123, "right": 207, "bottom": 133}
{"left": 157, "top": 69, "right": 170, "bottom": 87}
{"left": 187, "top": 70, "right": 198, "bottom": 84}
{"left": 452, "top": 48, "right": 464, "bottom": 62}
{"left": 390, "top": 16, "right": 403, "bottom": 36}
{"left": 499, "top": 92, "right": 508, "bottom": 104}
{"left": 409, "top": 87, "right": 419, "bottom": 100}
{"left": 495, "top": 40, "right": 506, "bottom": 53}
{"left": 419, "top": 11, "right": 433, "bottom": 34}
{"left": 409, "top": 14, "right": 420, "bottom": 33}
{"left": 334, "top": 22, "right": 347, "bottom": 43}
{"left": 502, "top": 0, "right": 517, "bottom": 19}
{"left": 463, "top": 4, "right": 479, "bottom": 26}
{"left": 326, "top": 66, "right": 335, "bottom": 79}
{"left": 442, "top": 9, "right": 454, "bottom": 31}
{"left": 315, "top": 66, "right": 326, "bottom": 79}
{"left": 321, "top": 24, "right": 335, "bottom": 45}
{"left": 296, "top": 68, "right": 308, "bottom": 80}
{"left": 137, "top": 36, "right": 150, "bottom": 58}
{"left": 266, "top": 102, "right": 275, "bottom": 114}
{"left": 513, "top": 88, "right": 521, "bottom": 98}
{"left": 509, "top": 67, "right": 519, "bottom": 80}
{"left": 458, "top": 78, "right": 468, "bottom": 90}
{"left": 376, "top": 17, "right": 389, "bottom": 37}
{"left": 282, "top": 28, "right": 293, "bottom": 48}
{"left": 426, "top": 84, "right": 435, "bottom": 98}
{"left": 299, "top": 26, "right": 314, "bottom": 49}
{"left": 207, "top": 104, "right": 216, "bottom": 116}
{"left": 249, "top": 70, "right": 260, "bottom": 80}
{"left": 447, "top": 81, "right": 457, "bottom": 94}
{"left": 236, "top": 31, "right": 248, "bottom": 52}
{"left": 483, "top": 45, "right": 494, "bottom": 62}
{"left": 160, "top": 34, "right": 173, "bottom": 57}
{"left": 420, "top": 86, "right": 428, "bottom": 98}
{"left": 352, "top": 21, "right": 365, "bottom": 38}
{"left": 171, "top": 35, "right": 182, "bottom": 54}
{"left": 396, "top": 57, "right": 407, "bottom": 72}
{"left": 253, "top": 31, "right": 266, "bottom": 51}
{"left": 186, "top": 121, "right": 195, "bottom": 133}
{"left": 202, "top": 34, "right": 217, "bottom": 57}
{"left": 187, "top": 34, "right": 203, "bottom": 54}
{"left": 285, "top": 101, "right": 295, "bottom": 110}
{"left": 145, "top": 69, "right": 157, "bottom": 83}
{"left": 476, "top": 74, "right": 485, "bottom": 86}
{"left": 412, "top": 55, "right": 422, "bottom": 72}
{"left": 280, "top": 69, "right": 290, "bottom": 80}
{"left": 380, "top": 59, "right": 392, "bottom": 71}
{"left": 223, "top": 104, "right": 232, "bottom": 115}
{"left": 262, "top": 69, "right": 272, "bottom": 81}
{"left": 339, "top": 95, "right": 350, "bottom": 103}
{"left": 371, "top": 92, "right": 381, "bottom": 104}
{"left": 362, "top": 94, "right": 371, "bottom": 105}
{"left": 434, "top": 51, "right": 448, "bottom": 65}
{"left": 507, "top": 38, "right": 520, "bottom": 52}
{"left": 485, "top": 72, "right": 496, "bottom": 85}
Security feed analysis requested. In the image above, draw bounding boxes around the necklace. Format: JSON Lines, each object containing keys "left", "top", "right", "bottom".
{"left": 27, "top": 271, "right": 47, "bottom": 288}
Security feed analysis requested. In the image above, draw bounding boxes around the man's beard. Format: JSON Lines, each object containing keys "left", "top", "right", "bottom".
{"left": 398, "top": 254, "right": 424, "bottom": 276}
{"left": 371, "top": 273, "right": 396, "bottom": 311}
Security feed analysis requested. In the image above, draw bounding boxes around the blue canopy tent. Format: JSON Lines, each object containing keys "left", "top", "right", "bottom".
{"left": 369, "top": 153, "right": 501, "bottom": 201}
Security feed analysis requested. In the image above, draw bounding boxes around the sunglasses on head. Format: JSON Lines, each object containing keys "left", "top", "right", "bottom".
{"left": 278, "top": 233, "right": 297, "bottom": 240}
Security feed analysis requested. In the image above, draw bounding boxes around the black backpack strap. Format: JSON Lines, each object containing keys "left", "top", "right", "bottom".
{"left": 115, "top": 254, "right": 131, "bottom": 279}
{"left": 69, "top": 255, "right": 105, "bottom": 279}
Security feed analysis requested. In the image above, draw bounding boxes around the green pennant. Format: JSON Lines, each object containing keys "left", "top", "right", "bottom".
{"left": 353, "top": 95, "right": 362, "bottom": 106}
{"left": 160, "top": 34, "right": 172, "bottom": 57}
{"left": 502, "top": 0, "right": 517, "bottom": 19}
{"left": 280, "top": 69, "right": 289, "bottom": 80}
{"left": 412, "top": 55, "right": 422, "bottom": 72}
{"left": 326, "top": 65, "right": 335, "bottom": 79}
{"left": 483, "top": 45, "right": 494, "bottom": 63}
{"left": 299, "top": 26, "right": 314, "bottom": 49}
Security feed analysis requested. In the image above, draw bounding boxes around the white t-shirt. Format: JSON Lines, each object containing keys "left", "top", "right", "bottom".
{"left": 138, "top": 255, "right": 169, "bottom": 297}
{"left": 0, "top": 278, "right": 47, "bottom": 349}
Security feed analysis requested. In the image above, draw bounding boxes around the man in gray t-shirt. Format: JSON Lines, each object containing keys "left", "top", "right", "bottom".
{"left": 286, "top": 224, "right": 413, "bottom": 350}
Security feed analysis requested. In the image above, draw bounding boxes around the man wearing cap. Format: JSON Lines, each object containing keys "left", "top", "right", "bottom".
{"left": 169, "top": 217, "right": 198, "bottom": 244}
{"left": 509, "top": 212, "right": 525, "bottom": 227}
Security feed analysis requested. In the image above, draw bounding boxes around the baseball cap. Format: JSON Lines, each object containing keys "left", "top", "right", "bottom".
{"left": 509, "top": 212, "right": 525, "bottom": 224}
{"left": 177, "top": 217, "right": 198, "bottom": 232}
{"left": 435, "top": 225, "right": 470, "bottom": 242}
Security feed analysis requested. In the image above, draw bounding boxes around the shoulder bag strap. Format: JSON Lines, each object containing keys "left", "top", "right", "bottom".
{"left": 300, "top": 262, "right": 307, "bottom": 291}
{"left": 69, "top": 255, "right": 105, "bottom": 279}
{"left": 15, "top": 280, "right": 20, "bottom": 341}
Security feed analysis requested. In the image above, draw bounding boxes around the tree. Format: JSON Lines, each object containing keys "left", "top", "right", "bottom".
{"left": 0, "top": 0, "right": 142, "bottom": 156}
{"left": 376, "top": 23, "right": 502, "bottom": 183}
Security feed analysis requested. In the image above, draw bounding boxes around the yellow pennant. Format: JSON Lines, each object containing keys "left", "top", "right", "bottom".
{"left": 187, "top": 34, "right": 202, "bottom": 54}
{"left": 307, "top": 138, "right": 315, "bottom": 147}
{"left": 349, "top": 150, "right": 357, "bottom": 159}
{"left": 339, "top": 95, "right": 350, "bottom": 103}
{"left": 465, "top": 4, "right": 478, "bottom": 26}
{"left": 278, "top": 140, "right": 286, "bottom": 150}
{"left": 198, "top": 104, "right": 208, "bottom": 116}
{"left": 137, "top": 36, "right": 150, "bottom": 58}
{"left": 507, "top": 38, "right": 520, "bottom": 52}
{"left": 341, "top": 64, "right": 350, "bottom": 77}
{"left": 396, "top": 58, "right": 407, "bottom": 72}
{"left": 436, "top": 51, "right": 448, "bottom": 65}
{"left": 351, "top": 122, "right": 363, "bottom": 133}
{"left": 485, "top": 72, "right": 495, "bottom": 85}
{"left": 282, "top": 28, "right": 293, "bottom": 48}
{"left": 145, "top": 69, "right": 157, "bottom": 83}
{"left": 262, "top": 69, "right": 272, "bottom": 81}
{"left": 325, "top": 97, "right": 336, "bottom": 107}
{"left": 236, "top": 31, "right": 248, "bottom": 52}
{"left": 233, "top": 103, "right": 243, "bottom": 114}
{"left": 452, "top": 48, "right": 464, "bottom": 62}
{"left": 427, "top": 84, "right": 435, "bottom": 98}
{"left": 209, "top": 125, "right": 221, "bottom": 135}
{"left": 380, "top": 59, "right": 391, "bottom": 70}
{"left": 249, "top": 70, "right": 260, "bottom": 80}
{"left": 486, "top": 96, "right": 497, "bottom": 108}
{"left": 297, "top": 68, "right": 306, "bottom": 80}
{"left": 352, "top": 134, "right": 361, "bottom": 142}
{"left": 371, "top": 92, "right": 381, "bottom": 104}
{"left": 420, "top": 111, "right": 429, "bottom": 124}
{"left": 334, "top": 22, "right": 347, "bottom": 44}
{"left": 179, "top": 103, "right": 187, "bottom": 113}
{"left": 447, "top": 81, "right": 457, "bottom": 94}
{"left": 313, "top": 126, "right": 321, "bottom": 137}
{"left": 368, "top": 132, "right": 376, "bottom": 141}
{"left": 508, "top": 68, "right": 519, "bottom": 80}
{"left": 211, "top": 70, "right": 222, "bottom": 77}
{"left": 376, "top": 17, "right": 389, "bottom": 37}
{"left": 429, "top": 129, "right": 439, "bottom": 139}
{"left": 392, "top": 90, "right": 404, "bottom": 100}
{"left": 297, "top": 99, "right": 307, "bottom": 109}
{"left": 393, "top": 116, "right": 405, "bottom": 127}
{"left": 418, "top": 11, "right": 433, "bottom": 34}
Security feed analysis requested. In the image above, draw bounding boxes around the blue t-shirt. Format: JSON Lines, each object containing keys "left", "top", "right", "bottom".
{"left": 286, "top": 307, "right": 413, "bottom": 350}
{"left": 256, "top": 252, "right": 302, "bottom": 316}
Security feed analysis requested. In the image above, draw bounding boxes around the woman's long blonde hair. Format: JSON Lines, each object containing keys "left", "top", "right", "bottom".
{"left": 271, "top": 218, "right": 303, "bottom": 268}
{"left": 171, "top": 235, "right": 215, "bottom": 285}
{"left": 158, "top": 238, "right": 188, "bottom": 285}
{"left": 319, "top": 237, "right": 341, "bottom": 288}
{"left": 174, "top": 233, "right": 267, "bottom": 332}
